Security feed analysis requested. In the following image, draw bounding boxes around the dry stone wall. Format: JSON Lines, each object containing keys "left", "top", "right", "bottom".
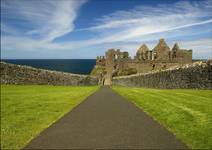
{"left": 113, "top": 61, "right": 212, "bottom": 89}
{"left": 0, "top": 62, "right": 98, "bottom": 86}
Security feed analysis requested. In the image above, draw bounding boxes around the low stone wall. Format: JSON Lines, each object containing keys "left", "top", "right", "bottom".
{"left": 113, "top": 61, "right": 212, "bottom": 89}
{"left": 0, "top": 62, "right": 98, "bottom": 86}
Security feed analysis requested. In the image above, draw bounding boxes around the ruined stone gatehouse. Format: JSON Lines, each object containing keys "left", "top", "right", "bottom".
{"left": 92, "top": 38, "right": 192, "bottom": 85}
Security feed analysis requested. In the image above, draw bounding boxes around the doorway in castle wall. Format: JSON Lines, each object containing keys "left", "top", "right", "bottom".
{"left": 102, "top": 78, "right": 105, "bottom": 85}
{"left": 104, "top": 77, "right": 112, "bottom": 85}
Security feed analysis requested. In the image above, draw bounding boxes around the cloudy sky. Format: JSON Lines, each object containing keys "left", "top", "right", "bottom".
{"left": 1, "top": 0, "right": 212, "bottom": 59}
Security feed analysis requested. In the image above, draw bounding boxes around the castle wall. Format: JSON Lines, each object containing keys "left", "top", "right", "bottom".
{"left": 127, "top": 62, "right": 181, "bottom": 73}
{"left": 1, "top": 62, "right": 98, "bottom": 86}
{"left": 127, "top": 62, "right": 152, "bottom": 73}
{"left": 174, "top": 50, "right": 192, "bottom": 63}
{"left": 116, "top": 59, "right": 130, "bottom": 72}
{"left": 112, "top": 61, "right": 212, "bottom": 89}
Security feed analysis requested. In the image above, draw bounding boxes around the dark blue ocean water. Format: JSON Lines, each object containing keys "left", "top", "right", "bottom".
{"left": 2, "top": 59, "right": 96, "bottom": 75}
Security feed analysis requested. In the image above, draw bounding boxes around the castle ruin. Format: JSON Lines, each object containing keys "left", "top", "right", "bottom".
{"left": 92, "top": 38, "right": 192, "bottom": 85}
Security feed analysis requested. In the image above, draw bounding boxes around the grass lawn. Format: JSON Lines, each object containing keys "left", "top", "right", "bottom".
{"left": 112, "top": 86, "right": 212, "bottom": 149}
{"left": 1, "top": 85, "right": 99, "bottom": 150}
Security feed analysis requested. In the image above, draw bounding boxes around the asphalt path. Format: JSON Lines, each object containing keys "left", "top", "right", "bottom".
{"left": 24, "top": 86, "right": 188, "bottom": 149}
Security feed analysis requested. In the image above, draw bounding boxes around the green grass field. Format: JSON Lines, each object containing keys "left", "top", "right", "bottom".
{"left": 112, "top": 86, "right": 212, "bottom": 149}
{"left": 1, "top": 85, "right": 98, "bottom": 150}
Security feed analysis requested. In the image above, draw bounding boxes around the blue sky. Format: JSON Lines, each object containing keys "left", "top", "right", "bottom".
{"left": 1, "top": 0, "right": 212, "bottom": 59}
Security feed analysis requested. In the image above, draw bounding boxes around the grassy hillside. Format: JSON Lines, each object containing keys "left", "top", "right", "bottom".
{"left": 112, "top": 86, "right": 212, "bottom": 149}
{"left": 90, "top": 65, "right": 106, "bottom": 76}
{"left": 1, "top": 85, "right": 98, "bottom": 150}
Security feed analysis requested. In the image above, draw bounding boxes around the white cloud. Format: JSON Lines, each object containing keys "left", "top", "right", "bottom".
{"left": 2, "top": 35, "right": 211, "bottom": 59}
{"left": 1, "top": 0, "right": 87, "bottom": 42}
{"left": 1, "top": 0, "right": 212, "bottom": 59}
{"left": 77, "top": 0, "right": 212, "bottom": 43}
{"left": 1, "top": 36, "right": 74, "bottom": 51}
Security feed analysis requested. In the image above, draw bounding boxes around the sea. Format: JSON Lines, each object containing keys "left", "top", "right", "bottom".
{"left": 2, "top": 59, "right": 96, "bottom": 75}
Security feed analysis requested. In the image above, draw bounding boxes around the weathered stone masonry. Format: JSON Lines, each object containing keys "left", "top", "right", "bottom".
{"left": 112, "top": 61, "right": 212, "bottom": 89}
{"left": 0, "top": 62, "right": 98, "bottom": 86}
{"left": 93, "top": 38, "right": 193, "bottom": 85}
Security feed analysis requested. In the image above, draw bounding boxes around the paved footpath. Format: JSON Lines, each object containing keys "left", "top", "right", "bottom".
{"left": 24, "top": 86, "right": 188, "bottom": 149}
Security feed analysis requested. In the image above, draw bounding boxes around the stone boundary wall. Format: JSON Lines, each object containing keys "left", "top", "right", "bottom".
{"left": 0, "top": 62, "right": 98, "bottom": 86}
{"left": 113, "top": 61, "right": 212, "bottom": 89}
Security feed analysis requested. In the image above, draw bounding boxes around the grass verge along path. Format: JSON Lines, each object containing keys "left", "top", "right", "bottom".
{"left": 112, "top": 86, "right": 212, "bottom": 149}
{"left": 1, "top": 85, "right": 98, "bottom": 150}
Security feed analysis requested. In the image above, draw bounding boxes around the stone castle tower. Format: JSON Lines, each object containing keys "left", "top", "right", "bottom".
{"left": 153, "top": 38, "right": 170, "bottom": 61}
